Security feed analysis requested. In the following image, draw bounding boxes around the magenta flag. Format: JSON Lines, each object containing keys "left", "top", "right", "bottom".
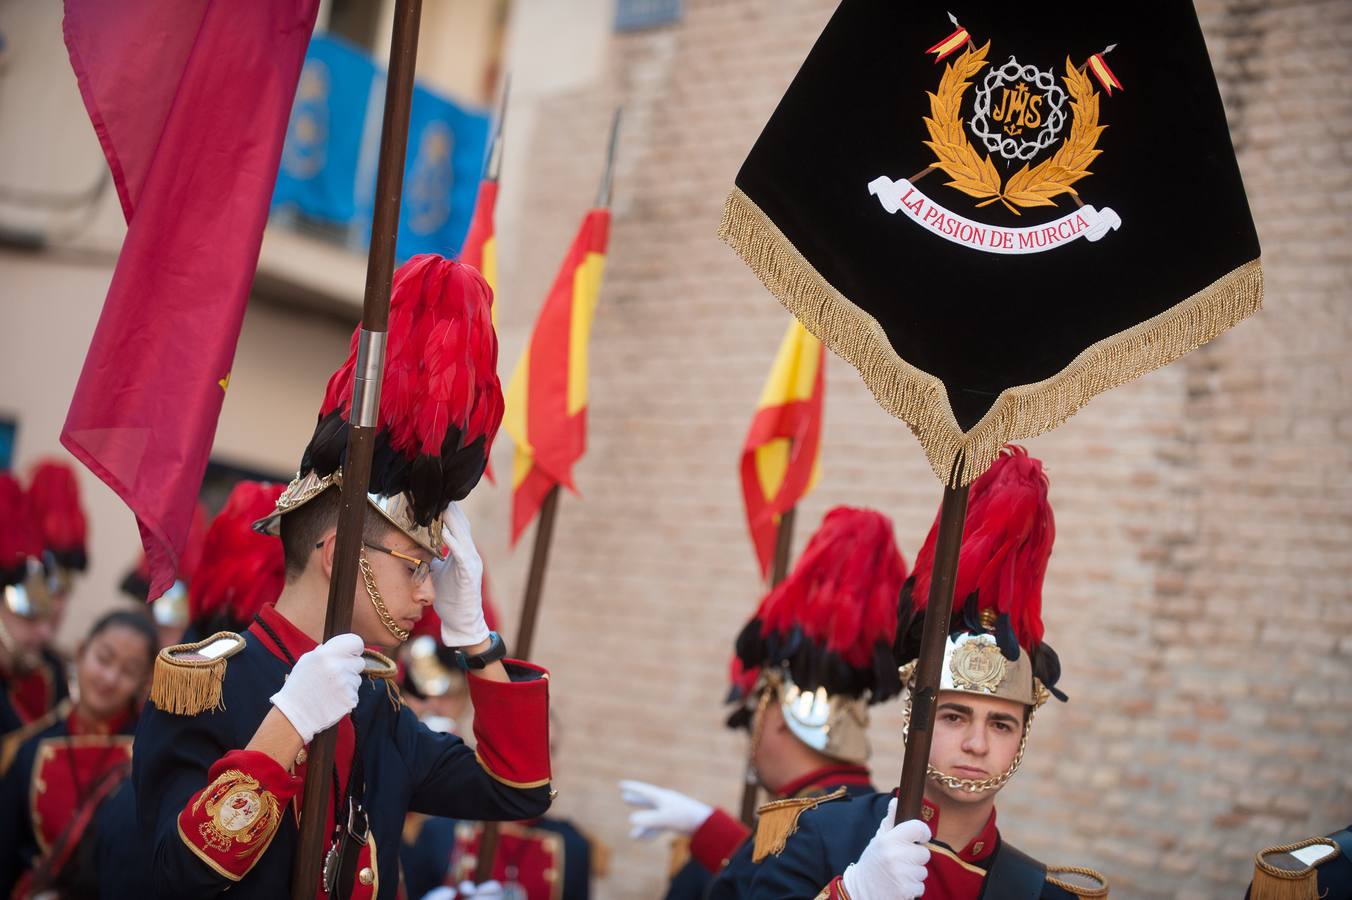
{"left": 60, "top": 0, "right": 319, "bottom": 600}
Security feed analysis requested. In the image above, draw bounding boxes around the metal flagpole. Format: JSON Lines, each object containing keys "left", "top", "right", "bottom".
{"left": 290, "top": 0, "right": 423, "bottom": 894}
{"left": 474, "top": 107, "right": 622, "bottom": 885}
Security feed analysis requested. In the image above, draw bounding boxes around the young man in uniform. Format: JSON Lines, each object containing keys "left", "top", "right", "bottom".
{"left": 750, "top": 447, "right": 1108, "bottom": 899}
{"left": 621, "top": 507, "right": 908, "bottom": 899}
{"left": 132, "top": 255, "right": 551, "bottom": 900}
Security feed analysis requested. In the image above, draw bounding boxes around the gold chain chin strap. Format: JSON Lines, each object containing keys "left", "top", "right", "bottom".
{"left": 896, "top": 663, "right": 1044, "bottom": 795}
{"left": 358, "top": 551, "right": 411, "bottom": 642}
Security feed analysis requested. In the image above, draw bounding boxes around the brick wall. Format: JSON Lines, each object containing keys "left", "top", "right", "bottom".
{"left": 473, "top": 1, "right": 1352, "bottom": 896}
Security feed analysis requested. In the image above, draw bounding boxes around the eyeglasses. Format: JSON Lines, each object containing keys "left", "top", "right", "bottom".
{"left": 314, "top": 539, "right": 433, "bottom": 585}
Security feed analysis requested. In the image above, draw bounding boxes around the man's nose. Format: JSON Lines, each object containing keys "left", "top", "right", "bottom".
{"left": 961, "top": 725, "right": 988, "bottom": 755}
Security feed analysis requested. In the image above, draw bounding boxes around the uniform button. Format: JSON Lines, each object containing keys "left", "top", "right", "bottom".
{"left": 295, "top": 748, "right": 308, "bottom": 766}
{"left": 358, "top": 867, "right": 374, "bottom": 885}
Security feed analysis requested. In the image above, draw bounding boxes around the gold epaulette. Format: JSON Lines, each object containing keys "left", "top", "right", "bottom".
{"left": 667, "top": 835, "right": 692, "bottom": 879}
{"left": 752, "top": 786, "right": 849, "bottom": 863}
{"left": 1250, "top": 837, "right": 1341, "bottom": 900}
{"left": 586, "top": 831, "right": 612, "bottom": 879}
{"left": 1046, "top": 865, "right": 1110, "bottom": 898}
{"left": 149, "top": 631, "right": 246, "bottom": 715}
{"left": 0, "top": 700, "right": 68, "bottom": 776}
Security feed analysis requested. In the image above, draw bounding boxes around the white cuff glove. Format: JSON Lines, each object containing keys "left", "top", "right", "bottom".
{"left": 433, "top": 502, "right": 490, "bottom": 648}
{"left": 619, "top": 779, "right": 713, "bottom": 839}
{"left": 841, "top": 798, "right": 931, "bottom": 900}
{"left": 269, "top": 633, "right": 365, "bottom": 745}
{"left": 454, "top": 880, "right": 503, "bottom": 899}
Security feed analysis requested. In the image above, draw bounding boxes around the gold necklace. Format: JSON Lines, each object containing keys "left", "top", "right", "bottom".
{"left": 357, "top": 553, "right": 410, "bottom": 642}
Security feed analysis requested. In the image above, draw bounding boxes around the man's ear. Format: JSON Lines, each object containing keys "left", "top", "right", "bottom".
{"left": 317, "top": 529, "right": 339, "bottom": 579}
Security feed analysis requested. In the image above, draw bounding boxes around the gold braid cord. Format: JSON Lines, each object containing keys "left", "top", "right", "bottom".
{"left": 925, "top": 46, "right": 1102, "bottom": 215}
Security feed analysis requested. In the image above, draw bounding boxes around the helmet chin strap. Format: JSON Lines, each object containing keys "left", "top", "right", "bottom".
{"left": 357, "top": 549, "right": 410, "bottom": 643}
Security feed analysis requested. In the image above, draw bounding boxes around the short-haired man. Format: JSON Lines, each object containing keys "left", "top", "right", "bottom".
{"left": 750, "top": 447, "right": 1108, "bottom": 899}
{"left": 133, "top": 255, "right": 551, "bottom": 900}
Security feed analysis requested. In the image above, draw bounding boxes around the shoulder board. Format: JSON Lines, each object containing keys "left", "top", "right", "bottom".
{"left": 1045, "top": 865, "right": 1109, "bottom": 898}
{"left": 0, "top": 700, "right": 68, "bottom": 776}
{"left": 752, "top": 785, "right": 849, "bottom": 863}
{"left": 149, "top": 631, "right": 246, "bottom": 716}
{"left": 1252, "top": 836, "right": 1342, "bottom": 898}
{"left": 574, "top": 825, "right": 611, "bottom": 879}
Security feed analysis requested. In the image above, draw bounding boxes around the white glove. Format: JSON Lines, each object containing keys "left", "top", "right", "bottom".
{"left": 269, "top": 633, "right": 365, "bottom": 744}
{"left": 619, "top": 779, "right": 713, "bottom": 839}
{"left": 433, "top": 502, "right": 489, "bottom": 648}
{"left": 841, "top": 798, "right": 931, "bottom": 900}
{"left": 454, "top": 880, "right": 503, "bottom": 899}
{"left": 420, "top": 889, "right": 457, "bottom": 900}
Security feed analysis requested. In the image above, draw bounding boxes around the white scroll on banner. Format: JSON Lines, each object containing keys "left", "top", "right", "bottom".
{"left": 867, "top": 176, "right": 1121, "bottom": 255}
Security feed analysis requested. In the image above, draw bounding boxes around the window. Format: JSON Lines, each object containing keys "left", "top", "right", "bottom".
{"left": 614, "top": 0, "right": 681, "bottom": 32}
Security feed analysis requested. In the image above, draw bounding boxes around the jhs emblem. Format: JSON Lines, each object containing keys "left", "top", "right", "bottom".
{"left": 868, "top": 12, "right": 1125, "bottom": 254}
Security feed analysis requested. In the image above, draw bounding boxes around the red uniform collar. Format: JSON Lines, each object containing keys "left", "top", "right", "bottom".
{"left": 65, "top": 700, "right": 134, "bottom": 736}
{"left": 249, "top": 604, "right": 318, "bottom": 664}
{"left": 919, "top": 796, "right": 998, "bottom": 863}
{"left": 776, "top": 764, "right": 873, "bottom": 799}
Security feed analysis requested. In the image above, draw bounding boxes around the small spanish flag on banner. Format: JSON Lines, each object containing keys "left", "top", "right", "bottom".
{"left": 503, "top": 208, "right": 611, "bottom": 543}
{"left": 925, "top": 18, "right": 969, "bottom": 63}
{"left": 1089, "top": 46, "right": 1123, "bottom": 95}
{"left": 740, "top": 319, "right": 826, "bottom": 579}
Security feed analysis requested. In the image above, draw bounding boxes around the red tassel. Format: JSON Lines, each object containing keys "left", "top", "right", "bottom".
{"left": 0, "top": 474, "right": 43, "bottom": 584}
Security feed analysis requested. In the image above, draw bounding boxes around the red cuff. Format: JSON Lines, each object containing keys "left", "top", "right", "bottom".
{"left": 469, "top": 659, "right": 551, "bottom": 788}
{"left": 817, "top": 875, "right": 849, "bottom": 899}
{"left": 177, "top": 750, "right": 301, "bottom": 881}
{"left": 689, "top": 807, "right": 751, "bottom": 874}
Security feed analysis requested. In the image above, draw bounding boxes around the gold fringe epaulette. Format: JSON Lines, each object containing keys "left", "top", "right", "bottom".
{"left": 1046, "top": 865, "right": 1110, "bottom": 898}
{"left": 718, "top": 186, "right": 1263, "bottom": 487}
{"left": 1250, "top": 838, "right": 1341, "bottom": 900}
{"left": 667, "top": 835, "right": 692, "bottom": 879}
{"left": 751, "top": 786, "right": 849, "bottom": 863}
{"left": 149, "top": 631, "right": 246, "bottom": 715}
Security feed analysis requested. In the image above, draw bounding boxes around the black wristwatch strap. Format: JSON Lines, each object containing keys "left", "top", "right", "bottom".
{"left": 454, "top": 631, "right": 506, "bottom": 671}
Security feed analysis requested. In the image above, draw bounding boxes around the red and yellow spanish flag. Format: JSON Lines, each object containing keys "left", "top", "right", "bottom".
{"left": 740, "top": 319, "right": 826, "bottom": 579}
{"left": 1089, "top": 51, "right": 1123, "bottom": 95}
{"left": 503, "top": 208, "right": 610, "bottom": 543}
{"left": 460, "top": 179, "right": 499, "bottom": 313}
{"left": 925, "top": 25, "right": 969, "bottom": 63}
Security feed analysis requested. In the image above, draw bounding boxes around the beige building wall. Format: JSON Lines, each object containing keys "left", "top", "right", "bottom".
{"left": 1, "top": 1, "right": 1348, "bottom": 899}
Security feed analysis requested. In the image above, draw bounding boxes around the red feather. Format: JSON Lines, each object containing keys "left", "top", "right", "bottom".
{"left": 750, "top": 507, "right": 908, "bottom": 668}
{"left": 911, "top": 445, "right": 1054, "bottom": 651}
{"left": 189, "top": 482, "right": 286, "bottom": 627}
{"left": 25, "top": 460, "right": 88, "bottom": 564}
{"left": 0, "top": 473, "right": 43, "bottom": 584}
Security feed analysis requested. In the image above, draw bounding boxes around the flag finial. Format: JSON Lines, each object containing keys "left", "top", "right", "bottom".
{"left": 595, "top": 107, "right": 623, "bottom": 208}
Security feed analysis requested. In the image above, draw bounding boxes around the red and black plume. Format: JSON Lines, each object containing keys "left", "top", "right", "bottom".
{"left": 301, "top": 255, "right": 503, "bottom": 525}
{"left": 189, "top": 482, "right": 286, "bottom": 633}
{"left": 0, "top": 473, "right": 43, "bottom": 588}
{"left": 896, "top": 445, "right": 1064, "bottom": 699}
{"left": 735, "top": 506, "right": 909, "bottom": 705}
{"left": 25, "top": 460, "right": 88, "bottom": 573}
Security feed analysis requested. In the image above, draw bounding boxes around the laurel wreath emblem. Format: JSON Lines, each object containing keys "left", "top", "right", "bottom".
{"left": 923, "top": 41, "right": 1103, "bottom": 215}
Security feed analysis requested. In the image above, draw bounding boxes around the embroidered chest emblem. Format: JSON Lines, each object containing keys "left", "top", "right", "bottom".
{"left": 868, "top": 12, "right": 1125, "bottom": 254}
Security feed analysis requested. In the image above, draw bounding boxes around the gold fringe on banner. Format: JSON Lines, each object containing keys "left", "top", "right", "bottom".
{"left": 149, "top": 631, "right": 246, "bottom": 716}
{"left": 1250, "top": 838, "right": 1339, "bottom": 900}
{"left": 751, "top": 786, "right": 847, "bottom": 863}
{"left": 717, "top": 187, "right": 1264, "bottom": 486}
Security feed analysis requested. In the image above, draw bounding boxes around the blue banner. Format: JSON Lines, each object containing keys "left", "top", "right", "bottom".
{"left": 273, "top": 36, "right": 374, "bottom": 226}
{"left": 273, "top": 34, "right": 491, "bottom": 261}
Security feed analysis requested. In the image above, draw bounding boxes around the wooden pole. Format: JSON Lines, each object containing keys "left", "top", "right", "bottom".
{"left": 475, "top": 106, "right": 622, "bottom": 885}
{"left": 290, "top": 1, "right": 422, "bottom": 895}
{"left": 738, "top": 504, "right": 797, "bottom": 825}
{"left": 894, "top": 457, "right": 970, "bottom": 825}
{"left": 473, "top": 483, "right": 561, "bottom": 882}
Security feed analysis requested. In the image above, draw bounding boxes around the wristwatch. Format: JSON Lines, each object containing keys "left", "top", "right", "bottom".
{"left": 454, "top": 631, "right": 506, "bottom": 671}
